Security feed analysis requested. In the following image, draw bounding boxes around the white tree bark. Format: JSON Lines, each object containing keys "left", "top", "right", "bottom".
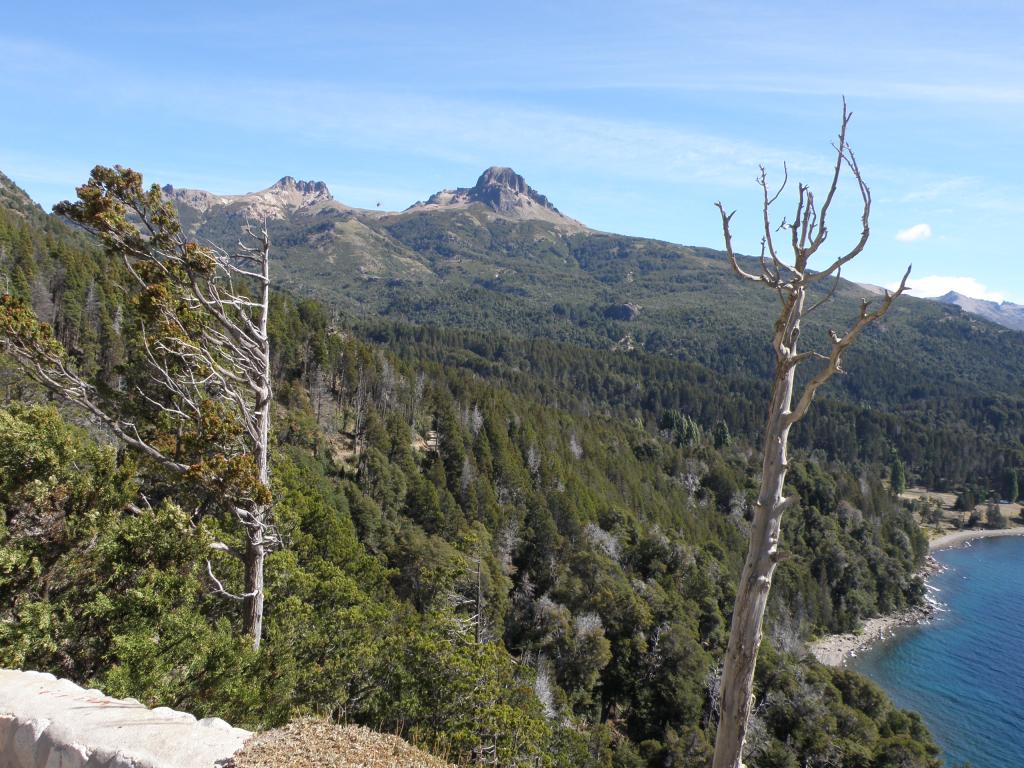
{"left": 241, "top": 227, "right": 270, "bottom": 643}
{"left": 241, "top": 222, "right": 273, "bottom": 646}
{"left": 710, "top": 103, "right": 910, "bottom": 768}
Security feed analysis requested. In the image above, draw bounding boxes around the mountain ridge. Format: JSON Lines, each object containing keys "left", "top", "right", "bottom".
{"left": 161, "top": 166, "right": 598, "bottom": 287}
{"left": 10, "top": 164, "right": 1024, "bottom": 489}
{"left": 162, "top": 166, "right": 586, "bottom": 231}
{"left": 162, "top": 175, "right": 348, "bottom": 221}
{"left": 933, "top": 290, "right": 1024, "bottom": 332}
{"left": 150, "top": 165, "right": 1024, "bottom": 394}
{"left": 0, "top": 172, "right": 46, "bottom": 219}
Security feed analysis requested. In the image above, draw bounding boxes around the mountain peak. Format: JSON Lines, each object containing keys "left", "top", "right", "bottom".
{"left": 408, "top": 167, "right": 586, "bottom": 231}
{"left": 474, "top": 166, "right": 529, "bottom": 194}
{"left": 933, "top": 290, "right": 1024, "bottom": 332}
{"left": 467, "top": 166, "right": 557, "bottom": 214}
{"left": 271, "top": 177, "right": 331, "bottom": 198}
{"left": 164, "top": 175, "right": 339, "bottom": 219}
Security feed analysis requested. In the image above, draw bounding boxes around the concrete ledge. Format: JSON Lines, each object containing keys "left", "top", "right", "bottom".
{"left": 0, "top": 670, "right": 251, "bottom": 768}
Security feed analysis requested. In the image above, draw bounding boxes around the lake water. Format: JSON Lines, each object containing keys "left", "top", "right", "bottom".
{"left": 851, "top": 536, "right": 1024, "bottom": 768}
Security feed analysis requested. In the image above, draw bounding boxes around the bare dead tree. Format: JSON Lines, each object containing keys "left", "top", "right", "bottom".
{"left": 0, "top": 165, "right": 274, "bottom": 650}
{"left": 710, "top": 102, "right": 910, "bottom": 768}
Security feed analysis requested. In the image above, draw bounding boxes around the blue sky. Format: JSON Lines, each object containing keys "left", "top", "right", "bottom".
{"left": 3, "top": 1, "right": 1024, "bottom": 301}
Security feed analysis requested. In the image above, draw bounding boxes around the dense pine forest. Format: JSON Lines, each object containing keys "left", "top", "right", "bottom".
{"left": 0, "top": 170, "right": 949, "bottom": 767}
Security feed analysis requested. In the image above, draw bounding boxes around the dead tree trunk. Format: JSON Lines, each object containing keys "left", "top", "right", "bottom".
{"left": 242, "top": 535, "right": 266, "bottom": 644}
{"left": 241, "top": 227, "right": 274, "bottom": 647}
{"left": 710, "top": 102, "right": 910, "bottom": 768}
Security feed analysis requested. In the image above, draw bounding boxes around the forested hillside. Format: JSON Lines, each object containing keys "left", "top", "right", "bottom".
{"left": 167, "top": 169, "right": 1024, "bottom": 493}
{"left": 0, "top": 170, "right": 943, "bottom": 767}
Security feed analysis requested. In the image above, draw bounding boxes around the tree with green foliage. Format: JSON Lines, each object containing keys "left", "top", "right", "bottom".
{"left": 0, "top": 402, "right": 260, "bottom": 713}
{"left": 1001, "top": 468, "right": 1019, "bottom": 503}
{"left": 986, "top": 501, "right": 1008, "bottom": 529}
{"left": 891, "top": 455, "right": 907, "bottom": 496}
{"left": 0, "top": 168, "right": 945, "bottom": 767}
{"left": 0, "top": 166, "right": 275, "bottom": 649}
{"left": 711, "top": 102, "right": 910, "bottom": 768}
{"left": 712, "top": 420, "right": 732, "bottom": 449}
{"left": 954, "top": 489, "right": 976, "bottom": 513}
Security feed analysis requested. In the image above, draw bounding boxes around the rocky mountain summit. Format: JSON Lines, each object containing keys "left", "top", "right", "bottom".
{"left": 934, "top": 290, "right": 1024, "bottom": 332}
{"left": 407, "top": 166, "right": 588, "bottom": 232}
{"left": 156, "top": 166, "right": 593, "bottom": 286}
{"left": 163, "top": 166, "right": 586, "bottom": 233}
{"left": 272, "top": 176, "right": 331, "bottom": 197}
{"left": 163, "top": 176, "right": 344, "bottom": 222}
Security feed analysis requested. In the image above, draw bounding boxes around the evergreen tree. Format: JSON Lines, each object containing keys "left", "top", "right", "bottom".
{"left": 891, "top": 455, "right": 907, "bottom": 496}
{"left": 1002, "top": 468, "right": 1019, "bottom": 503}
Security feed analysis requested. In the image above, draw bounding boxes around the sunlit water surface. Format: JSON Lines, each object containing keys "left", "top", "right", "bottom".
{"left": 851, "top": 536, "right": 1024, "bottom": 767}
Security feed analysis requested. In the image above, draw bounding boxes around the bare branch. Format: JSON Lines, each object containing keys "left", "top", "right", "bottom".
{"left": 790, "top": 185, "right": 805, "bottom": 268}
{"left": 716, "top": 203, "right": 767, "bottom": 284}
{"left": 804, "top": 267, "right": 843, "bottom": 316}
{"left": 209, "top": 541, "right": 243, "bottom": 559}
{"left": 0, "top": 328, "right": 189, "bottom": 473}
{"left": 805, "top": 96, "right": 852, "bottom": 257}
{"left": 759, "top": 163, "right": 789, "bottom": 280}
{"left": 786, "top": 264, "right": 911, "bottom": 427}
{"left": 206, "top": 559, "right": 258, "bottom": 601}
{"left": 805, "top": 143, "right": 872, "bottom": 283}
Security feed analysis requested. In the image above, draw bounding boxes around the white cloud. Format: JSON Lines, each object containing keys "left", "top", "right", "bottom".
{"left": 895, "top": 223, "right": 933, "bottom": 242}
{"left": 891, "top": 275, "right": 1005, "bottom": 303}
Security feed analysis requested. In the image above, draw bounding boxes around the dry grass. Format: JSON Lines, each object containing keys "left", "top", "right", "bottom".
{"left": 901, "top": 486, "right": 1024, "bottom": 539}
{"left": 230, "top": 718, "right": 455, "bottom": 768}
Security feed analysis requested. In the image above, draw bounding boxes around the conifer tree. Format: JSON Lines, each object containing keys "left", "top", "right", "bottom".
{"left": 0, "top": 166, "right": 274, "bottom": 649}
{"left": 891, "top": 455, "right": 907, "bottom": 496}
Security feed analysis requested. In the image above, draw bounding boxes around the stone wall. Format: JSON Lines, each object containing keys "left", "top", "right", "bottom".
{"left": 0, "top": 670, "right": 250, "bottom": 768}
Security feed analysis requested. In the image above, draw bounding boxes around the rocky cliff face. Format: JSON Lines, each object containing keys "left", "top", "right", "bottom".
{"left": 163, "top": 176, "right": 343, "bottom": 221}
{"left": 271, "top": 176, "right": 331, "bottom": 198}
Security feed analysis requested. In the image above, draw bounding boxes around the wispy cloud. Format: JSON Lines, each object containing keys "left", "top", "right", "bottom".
{"left": 0, "top": 34, "right": 87, "bottom": 74}
{"left": 202, "top": 84, "right": 835, "bottom": 189}
{"left": 896, "top": 223, "right": 932, "bottom": 242}
{"left": 46, "top": 68, "right": 836, "bottom": 194}
{"left": 899, "top": 177, "right": 977, "bottom": 203}
{"left": 702, "top": 77, "right": 1024, "bottom": 106}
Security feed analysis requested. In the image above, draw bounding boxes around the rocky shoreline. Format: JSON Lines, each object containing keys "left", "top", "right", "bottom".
{"left": 809, "top": 556, "right": 945, "bottom": 667}
{"left": 810, "top": 526, "right": 1024, "bottom": 667}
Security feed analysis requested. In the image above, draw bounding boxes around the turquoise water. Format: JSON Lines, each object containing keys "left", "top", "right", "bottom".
{"left": 851, "top": 536, "right": 1024, "bottom": 768}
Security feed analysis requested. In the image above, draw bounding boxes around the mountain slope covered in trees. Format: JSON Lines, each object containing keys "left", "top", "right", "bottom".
{"left": 164, "top": 167, "right": 1024, "bottom": 493}
{"left": 0, "top": 169, "right": 948, "bottom": 767}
